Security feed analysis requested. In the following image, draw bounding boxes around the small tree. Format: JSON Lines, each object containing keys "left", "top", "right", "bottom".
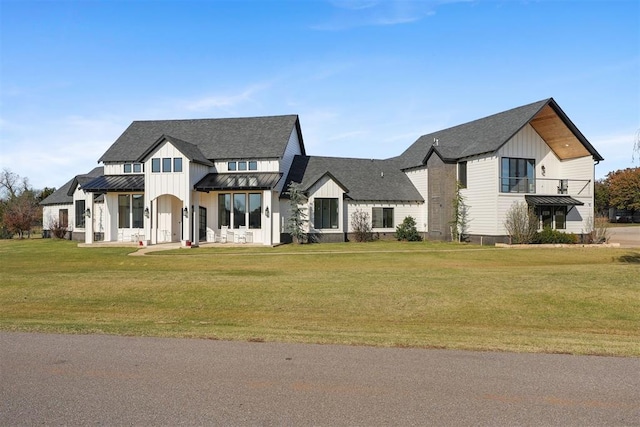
{"left": 286, "top": 182, "right": 308, "bottom": 244}
{"left": 350, "top": 208, "right": 372, "bottom": 242}
{"left": 49, "top": 217, "right": 69, "bottom": 239}
{"left": 450, "top": 182, "right": 469, "bottom": 242}
{"left": 503, "top": 201, "right": 538, "bottom": 244}
{"left": 585, "top": 214, "right": 611, "bottom": 244}
{"left": 396, "top": 216, "right": 422, "bottom": 241}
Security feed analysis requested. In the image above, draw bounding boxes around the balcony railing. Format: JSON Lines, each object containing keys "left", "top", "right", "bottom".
{"left": 500, "top": 177, "right": 591, "bottom": 195}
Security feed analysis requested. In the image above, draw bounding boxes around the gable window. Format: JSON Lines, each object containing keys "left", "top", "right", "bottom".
{"left": 162, "top": 158, "right": 172, "bottom": 172}
{"left": 59, "top": 209, "right": 68, "bottom": 228}
{"left": 133, "top": 163, "right": 143, "bottom": 173}
{"left": 249, "top": 161, "right": 257, "bottom": 171}
{"left": 501, "top": 157, "right": 535, "bottom": 193}
{"left": 372, "top": 207, "right": 394, "bottom": 228}
{"left": 238, "top": 161, "right": 247, "bottom": 171}
{"left": 151, "top": 158, "right": 160, "bottom": 173}
{"left": 124, "top": 163, "right": 132, "bottom": 173}
{"left": 458, "top": 161, "right": 467, "bottom": 189}
{"left": 173, "top": 158, "right": 183, "bottom": 173}
{"left": 314, "top": 198, "right": 339, "bottom": 229}
{"left": 228, "top": 162, "right": 237, "bottom": 171}
{"left": 75, "top": 200, "right": 85, "bottom": 228}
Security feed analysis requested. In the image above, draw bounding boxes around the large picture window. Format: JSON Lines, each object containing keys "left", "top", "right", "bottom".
{"left": 233, "top": 194, "right": 246, "bottom": 228}
{"left": 118, "top": 195, "right": 131, "bottom": 228}
{"left": 372, "top": 207, "right": 394, "bottom": 228}
{"left": 501, "top": 157, "right": 535, "bottom": 193}
{"left": 538, "top": 205, "right": 567, "bottom": 230}
{"left": 132, "top": 195, "right": 144, "bottom": 228}
{"left": 218, "top": 194, "right": 231, "bottom": 227}
{"left": 248, "top": 193, "right": 262, "bottom": 229}
{"left": 75, "top": 200, "right": 85, "bottom": 228}
{"left": 314, "top": 198, "right": 338, "bottom": 229}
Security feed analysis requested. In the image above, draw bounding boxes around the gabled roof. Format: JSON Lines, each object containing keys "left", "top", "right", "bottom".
{"left": 282, "top": 155, "right": 424, "bottom": 202}
{"left": 137, "top": 135, "right": 213, "bottom": 166}
{"left": 40, "top": 167, "right": 104, "bottom": 206}
{"left": 395, "top": 98, "right": 603, "bottom": 169}
{"left": 99, "top": 115, "right": 304, "bottom": 163}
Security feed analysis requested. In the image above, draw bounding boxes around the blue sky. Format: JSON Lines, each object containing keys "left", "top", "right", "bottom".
{"left": 1, "top": 0, "right": 638, "bottom": 190}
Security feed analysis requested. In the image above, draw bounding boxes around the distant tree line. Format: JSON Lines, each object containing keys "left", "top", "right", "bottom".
{"left": 0, "top": 169, "right": 55, "bottom": 239}
{"left": 595, "top": 167, "right": 640, "bottom": 221}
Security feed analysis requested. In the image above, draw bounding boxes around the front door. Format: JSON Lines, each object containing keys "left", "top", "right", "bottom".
{"left": 199, "top": 206, "right": 207, "bottom": 241}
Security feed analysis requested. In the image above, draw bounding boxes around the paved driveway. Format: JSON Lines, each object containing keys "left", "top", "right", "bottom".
{"left": 608, "top": 226, "right": 640, "bottom": 248}
{"left": 1, "top": 333, "right": 638, "bottom": 426}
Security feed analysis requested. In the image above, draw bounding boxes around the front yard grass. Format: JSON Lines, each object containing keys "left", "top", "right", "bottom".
{"left": 1, "top": 239, "right": 638, "bottom": 356}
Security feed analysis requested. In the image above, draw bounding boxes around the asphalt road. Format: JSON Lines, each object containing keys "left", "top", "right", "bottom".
{"left": 1, "top": 333, "right": 638, "bottom": 426}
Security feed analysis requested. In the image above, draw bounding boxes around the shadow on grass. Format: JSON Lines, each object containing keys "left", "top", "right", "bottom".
{"left": 617, "top": 252, "right": 640, "bottom": 263}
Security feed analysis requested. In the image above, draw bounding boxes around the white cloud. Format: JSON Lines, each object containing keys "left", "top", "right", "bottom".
{"left": 184, "top": 83, "right": 271, "bottom": 113}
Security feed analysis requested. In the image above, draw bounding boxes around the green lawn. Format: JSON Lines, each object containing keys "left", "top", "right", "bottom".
{"left": 1, "top": 239, "right": 639, "bottom": 356}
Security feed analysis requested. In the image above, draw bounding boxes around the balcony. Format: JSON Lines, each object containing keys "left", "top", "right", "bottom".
{"left": 500, "top": 177, "right": 591, "bottom": 195}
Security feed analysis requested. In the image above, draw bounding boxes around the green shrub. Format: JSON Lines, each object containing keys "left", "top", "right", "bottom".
{"left": 533, "top": 227, "right": 578, "bottom": 244}
{"left": 396, "top": 216, "right": 422, "bottom": 241}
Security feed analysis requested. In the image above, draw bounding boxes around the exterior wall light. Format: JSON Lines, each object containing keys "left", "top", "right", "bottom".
{"left": 183, "top": 207, "right": 189, "bottom": 217}
{"left": 541, "top": 165, "right": 546, "bottom": 176}
{"left": 265, "top": 206, "right": 270, "bottom": 218}
{"left": 144, "top": 207, "right": 150, "bottom": 218}
{"left": 85, "top": 208, "right": 91, "bottom": 218}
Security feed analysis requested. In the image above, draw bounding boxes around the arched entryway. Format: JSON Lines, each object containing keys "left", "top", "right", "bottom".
{"left": 153, "top": 194, "right": 183, "bottom": 243}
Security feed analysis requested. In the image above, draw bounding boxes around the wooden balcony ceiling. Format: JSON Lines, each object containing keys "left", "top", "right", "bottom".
{"left": 530, "top": 104, "right": 590, "bottom": 160}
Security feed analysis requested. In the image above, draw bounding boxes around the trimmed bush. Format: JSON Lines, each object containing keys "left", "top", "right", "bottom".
{"left": 396, "top": 216, "right": 422, "bottom": 241}
{"left": 533, "top": 227, "right": 578, "bottom": 244}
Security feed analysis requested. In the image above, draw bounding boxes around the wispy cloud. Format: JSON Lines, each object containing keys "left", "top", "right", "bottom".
{"left": 184, "top": 83, "right": 271, "bottom": 112}
{"left": 312, "top": 0, "right": 467, "bottom": 30}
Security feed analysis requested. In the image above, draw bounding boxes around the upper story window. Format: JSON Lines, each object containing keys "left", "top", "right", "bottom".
{"left": 501, "top": 157, "right": 535, "bottom": 193}
{"left": 123, "top": 163, "right": 143, "bottom": 173}
{"left": 228, "top": 160, "right": 258, "bottom": 171}
{"left": 151, "top": 157, "right": 184, "bottom": 173}
{"left": 458, "top": 161, "right": 467, "bottom": 189}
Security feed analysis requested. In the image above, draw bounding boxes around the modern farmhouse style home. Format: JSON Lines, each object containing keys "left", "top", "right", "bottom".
{"left": 42, "top": 98, "right": 603, "bottom": 245}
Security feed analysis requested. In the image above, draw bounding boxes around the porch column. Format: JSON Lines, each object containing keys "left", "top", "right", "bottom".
{"left": 192, "top": 192, "right": 200, "bottom": 247}
{"left": 182, "top": 200, "right": 190, "bottom": 245}
{"left": 150, "top": 198, "right": 157, "bottom": 245}
{"left": 263, "top": 190, "right": 273, "bottom": 246}
{"left": 84, "top": 192, "right": 94, "bottom": 244}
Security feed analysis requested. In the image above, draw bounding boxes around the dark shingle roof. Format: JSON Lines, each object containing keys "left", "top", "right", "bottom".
{"left": 395, "top": 99, "right": 552, "bottom": 169}
{"left": 99, "top": 115, "right": 304, "bottom": 163}
{"left": 40, "top": 167, "right": 104, "bottom": 206}
{"left": 282, "top": 156, "right": 424, "bottom": 202}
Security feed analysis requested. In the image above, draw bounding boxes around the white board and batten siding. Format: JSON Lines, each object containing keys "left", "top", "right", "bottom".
{"left": 277, "top": 129, "right": 304, "bottom": 194}
{"left": 404, "top": 168, "right": 428, "bottom": 231}
{"left": 307, "top": 175, "right": 345, "bottom": 234}
{"left": 346, "top": 202, "right": 424, "bottom": 233}
{"left": 460, "top": 154, "right": 500, "bottom": 235}
{"left": 144, "top": 141, "right": 189, "bottom": 202}
{"left": 103, "top": 163, "right": 123, "bottom": 175}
